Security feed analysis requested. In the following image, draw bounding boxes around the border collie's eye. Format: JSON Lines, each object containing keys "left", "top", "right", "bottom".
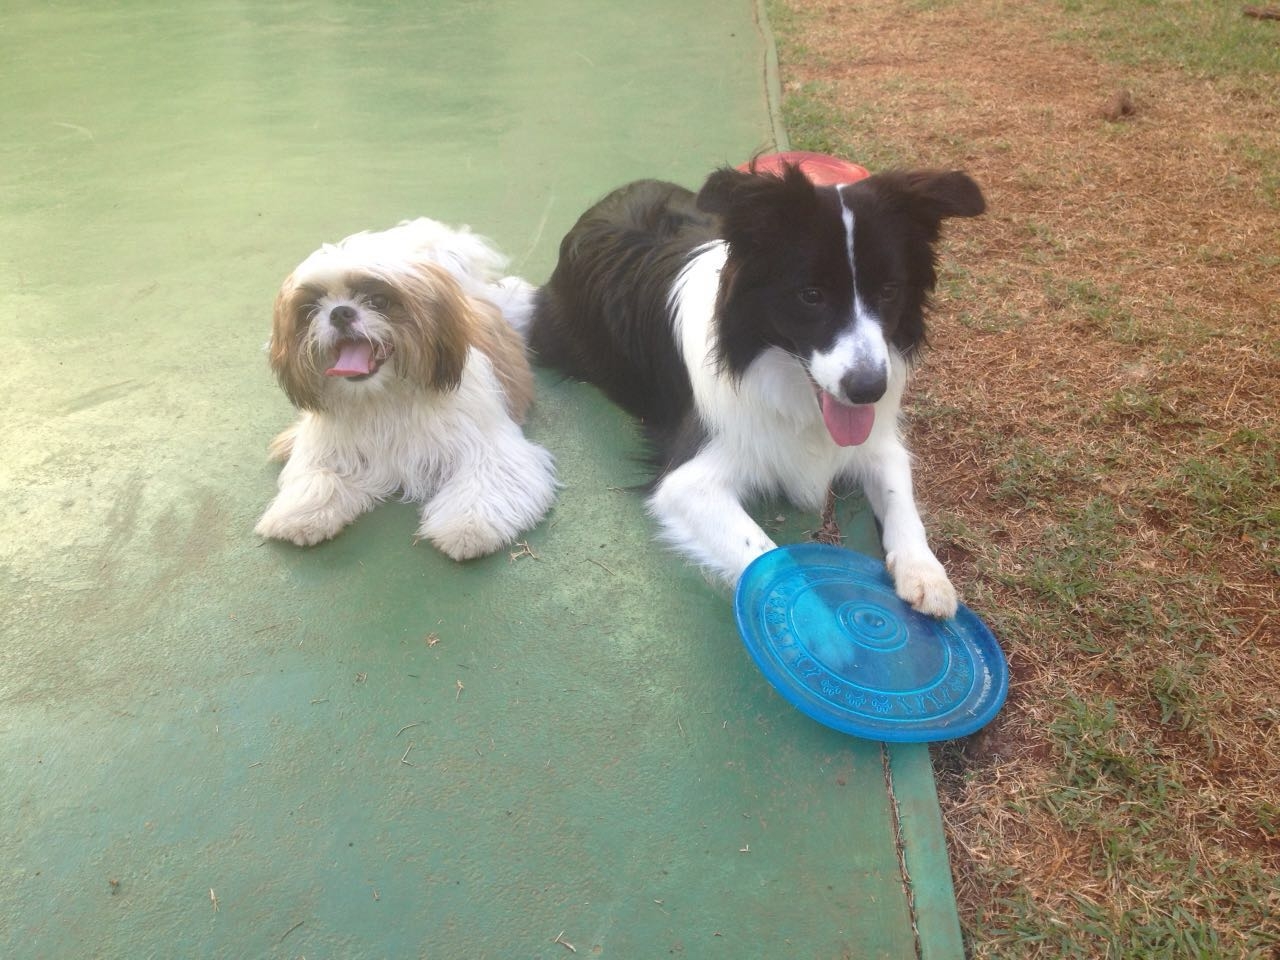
{"left": 880, "top": 284, "right": 901, "bottom": 304}
{"left": 367, "top": 293, "right": 390, "bottom": 311}
{"left": 799, "top": 287, "right": 824, "bottom": 306}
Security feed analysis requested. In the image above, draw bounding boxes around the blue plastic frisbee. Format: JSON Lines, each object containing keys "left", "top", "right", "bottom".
{"left": 734, "top": 543, "right": 1008, "bottom": 742}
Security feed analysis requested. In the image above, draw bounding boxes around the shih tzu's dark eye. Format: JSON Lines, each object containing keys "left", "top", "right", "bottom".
{"left": 799, "top": 287, "right": 824, "bottom": 306}
{"left": 367, "top": 294, "right": 390, "bottom": 311}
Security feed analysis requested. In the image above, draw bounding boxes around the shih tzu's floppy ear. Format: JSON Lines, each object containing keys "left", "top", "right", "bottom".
{"left": 467, "top": 295, "right": 536, "bottom": 422}
{"left": 269, "top": 274, "right": 325, "bottom": 411}
{"left": 389, "top": 262, "right": 479, "bottom": 395}
{"left": 393, "top": 262, "right": 536, "bottom": 417}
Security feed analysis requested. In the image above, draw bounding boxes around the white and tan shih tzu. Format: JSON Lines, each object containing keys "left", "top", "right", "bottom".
{"left": 255, "top": 218, "right": 557, "bottom": 560}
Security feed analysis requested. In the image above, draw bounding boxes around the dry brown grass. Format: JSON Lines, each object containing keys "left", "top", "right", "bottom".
{"left": 772, "top": 0, "right": 1279, "bottom": 955}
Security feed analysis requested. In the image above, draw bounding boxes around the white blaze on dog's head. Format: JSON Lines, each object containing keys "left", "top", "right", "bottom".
{"left": 803, "top": 198, "right": 891, "bottom": 446}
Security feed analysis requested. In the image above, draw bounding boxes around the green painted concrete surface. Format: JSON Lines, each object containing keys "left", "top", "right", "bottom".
{"left": 1, "top": 1, "right": 963, "bottom": 957}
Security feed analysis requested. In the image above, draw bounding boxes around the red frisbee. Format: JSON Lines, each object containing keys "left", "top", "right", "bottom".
{"left": 738, "top": 150, "right": 870, "bottom": 186}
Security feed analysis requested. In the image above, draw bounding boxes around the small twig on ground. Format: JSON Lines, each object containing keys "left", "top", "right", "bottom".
{"left": 310, "top": 698, "right": 328, "bottom": 705}
{"left": 1222, "top": 363, "right": 1248, "bottom": 417}
{"left": 424, "top": 632, "right": 441, "bottom": 647}
{"left": 509, "top": 540, "right": 540, "bottom": 562}
{"left": 396, "top": 722, "right": 421, "bottom": 737}
{"left": 1243, "top": 6, "right": 1280, "bottom": 21}
{"left": 585, "top": 557, "right": 618, "bottom": 576}
{"left": 253, "top": 617, "right": 301, "bottom": 635}
{"left": 551, "top": 931, "right": 578, "bottom": 953}
{"left": 455, "top": 680, "right": 465, "bottom": 702}
{"left": 209, "top": 888, "right": 219, "bottom": 912}
{"left": 279, "top": 920, "right": 304, "bottom": 943}
{"left": 400, "top": 741, "right": 416, "bottom": 766}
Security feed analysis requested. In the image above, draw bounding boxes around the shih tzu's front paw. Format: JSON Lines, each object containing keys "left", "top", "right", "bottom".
{"left": 415, "top": 510, "right": 509, "bottom": 561}
{"left": 255, "top": 504, "right": 347, "bottom": 547}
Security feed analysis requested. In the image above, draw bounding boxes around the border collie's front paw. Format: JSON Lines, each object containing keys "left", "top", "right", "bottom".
{"left": 886, "top": 549, "right": 958, "bottom": 619}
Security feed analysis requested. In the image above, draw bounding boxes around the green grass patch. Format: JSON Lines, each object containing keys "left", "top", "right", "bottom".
{"left": 767, "top": 0, "right": 913, "bottom": 168}
{"left": 1054, "top": 0, "right": 1280, "bottom": 78}
{"left": 1096, "top": 384, "right": 1182, "bottom": 424}
{"left": 1028, "top": 692, "right": 1280, "bottom": 957}
{"left": 779, "top": 82, "right": 911, "bottom": 169}
{"left": 989, "top": 439, "right": 1100, "bottom": 508}
{"left": 1151, "top": 429, "right": 1280, "bottom": 572}
{"left": 1043, "top": 277, "right": 1159, "bottom": 345}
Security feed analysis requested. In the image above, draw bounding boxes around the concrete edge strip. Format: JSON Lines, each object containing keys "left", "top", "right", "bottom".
{"left": 887, "top": 744, "right": 967, "bottom": 959}
{"left": 753, "top": 0, "right": 791, "bottom": 152}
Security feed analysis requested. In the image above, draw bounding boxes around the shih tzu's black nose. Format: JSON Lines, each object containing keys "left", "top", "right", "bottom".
{"left": 329, "top": 305, "right": 357, "bottom": 329}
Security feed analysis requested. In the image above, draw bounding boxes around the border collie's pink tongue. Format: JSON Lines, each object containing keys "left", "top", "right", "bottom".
{"left": 325, "top": 341, "right": 375, "bottom": 377}
{"left": 821, "top": 393, "right": 875, "bottom": 446}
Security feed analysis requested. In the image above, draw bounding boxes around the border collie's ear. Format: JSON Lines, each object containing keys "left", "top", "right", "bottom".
{"left": 878, "top": 170, "right": 986, "bottom": 227}
{"left": 695, "top": 167, "right": 756, "bottom": 215}
{"left": 696, "top": 164, "right": 816, "bottom": 248}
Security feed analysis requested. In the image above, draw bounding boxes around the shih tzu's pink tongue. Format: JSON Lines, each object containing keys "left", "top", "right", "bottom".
{"left": 325, "top": 341, "right": 375, "bottom": 377}
{"left": 820, "top": 393, "right": 875, "bottom": 446}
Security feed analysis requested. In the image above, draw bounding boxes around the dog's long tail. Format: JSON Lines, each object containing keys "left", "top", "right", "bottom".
{"left": 488, "top": 277, "right": 538, "bottom": 338}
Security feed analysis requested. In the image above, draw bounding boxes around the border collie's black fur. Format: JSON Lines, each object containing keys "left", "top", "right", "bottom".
{"left": 531, "top": 163, "right": 984, "bottom": 616}
{"left": 531, "top": 180, "right": 711, "bottom": 435}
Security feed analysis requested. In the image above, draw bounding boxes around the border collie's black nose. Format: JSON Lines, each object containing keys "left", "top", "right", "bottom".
{"left": 330, "top": 305, "right": 357, "bottom": 329}
{"left": 840, "top": 369, "right": 887, "bottom": 405}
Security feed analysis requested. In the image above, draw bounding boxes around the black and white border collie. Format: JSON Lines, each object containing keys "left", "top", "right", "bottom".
{"left": 530, "top": 163, "right": 984, "bottom": 617}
